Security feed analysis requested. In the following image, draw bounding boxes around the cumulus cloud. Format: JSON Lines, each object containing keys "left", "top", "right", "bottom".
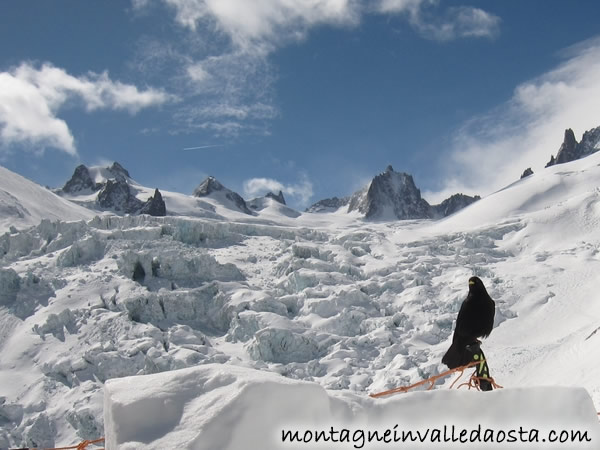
{"left": 163, "top": 0, "right": 360, "bottom": 50}
{"left": 0, "top": 63, "right": 170, "bottom": 154}
{"left": 425, "top": 37, "right": 600, "bottom": 203}
{"left": 244, "top": 175, "right": 314, "bottom": 206}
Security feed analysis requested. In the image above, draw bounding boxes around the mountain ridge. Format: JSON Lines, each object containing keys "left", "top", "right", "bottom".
{"left": 2, "top": 123, "right": 600, "bottom": 231}
{"left": 59, "top": 163, "right": 166, "bottom": 217}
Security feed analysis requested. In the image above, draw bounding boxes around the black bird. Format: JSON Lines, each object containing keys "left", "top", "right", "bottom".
{"left": 442, "top": 276, "right": 495, "bottom": 369}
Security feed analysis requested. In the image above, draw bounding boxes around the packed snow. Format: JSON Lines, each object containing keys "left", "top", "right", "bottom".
{"left": 104, "top": 364, "right": 599, "bottom": 449}
{"left": 2, "top": 152, "right": 600, "bottom": 448}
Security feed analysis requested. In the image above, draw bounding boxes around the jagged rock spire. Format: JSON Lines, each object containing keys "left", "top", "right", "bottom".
{"left": 266, "top": 191, "right": 286, "bottom": 205}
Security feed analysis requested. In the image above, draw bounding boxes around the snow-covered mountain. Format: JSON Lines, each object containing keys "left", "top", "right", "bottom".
{"left": 0, "top": 165, "right": 94, "bottom": 232}
{"left": 2, "top": 147, "right": 600, "bottom": 447}
{"left": 192, "top": 176, "right": 254, "bottom": 216}
{"left": 347, "top": 165, "right": 432, "bottom": 219}
{"left": 247, "top": 191, "right": 302, "bottom": 218}
{"left": 341, "top": 165, "right": 480, "bottom": 220}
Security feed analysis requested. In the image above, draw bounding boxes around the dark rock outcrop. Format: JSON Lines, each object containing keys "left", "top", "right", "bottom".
{"left": 139, "top": 189, "right": 167, "bottom": 216}
{"left": 546, "top": 126, "right": 600, "bottom": 167}
{"left": 579, "top": 126, "right": 600, "bottom": 158}
{"left": 193, "top": 177, "right": 225, "bottom": 197}
{"left": 520, "top": 168, "right": 534, "bottom": 179}
{"left": 266, "top": 191, "right": 286, "bottom": 205}
{"left": 549, "top": 129, "right": 578, "bottom": 166}
{"left": 305, "top": 196, "right": 350, "bottom": 213}
{"left": 432, "top": 193, "right": 481, "bottom": 218}
{"left": 62, "top": 165, "right": 101, "bottom": 194}
{"left": 96, "top": 178, "right": 144, "bottom": 213}
{"left": 193, "top": 176, "right": 253, "bottom": 215}
{"left": 545, "top": 155, "right": 556, "bottom": 168}
{"left": 108, "top": 162, "right": 131, "bottom": 179}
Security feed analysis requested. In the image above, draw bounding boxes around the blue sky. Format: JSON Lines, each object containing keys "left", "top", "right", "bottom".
{"left": 1, "top": 1, "right": 600, "bottom": 210}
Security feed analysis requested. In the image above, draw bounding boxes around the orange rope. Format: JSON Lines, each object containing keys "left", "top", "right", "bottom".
{"left": 369, "top": 360, "right": 484, "bottom": 398}
{"left": 13, "top": 437, "right": 105, "bottom": 450}
{"left": 457, "top": 375, "right": 503, "bottom": 390}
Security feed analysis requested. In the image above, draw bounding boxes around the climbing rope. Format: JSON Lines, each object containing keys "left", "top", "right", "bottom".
{"left": 10, "top": 437, "right": 105, "bottom": 450}
{"left": 369, "top": 360, "right": 502, "bottom": 398}
{"left": 455, "top": 374, "right": 503, "bottom": 390}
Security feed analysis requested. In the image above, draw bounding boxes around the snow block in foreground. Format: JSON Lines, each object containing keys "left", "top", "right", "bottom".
{"left": 104, "top": 364, "right": 600, "bottom": 449}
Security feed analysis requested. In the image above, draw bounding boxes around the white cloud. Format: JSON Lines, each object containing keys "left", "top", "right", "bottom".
{"left": 162, "top": 0, "right": 498, "bottom": 48}
{"left": 164, "top": 0, "right": 360, "bottom": 50}
{"left": 131, "top": 0, "right": 151, "bottom": 9}
{"left": 244, "top": 175, "right": 314, "bottom": 206}
{"left": 425, "top": 37, "right": 600, "bottom": 203}
{"left": 377, "top": 0, "right": 430, "bottom": 14}
{"left": 0, "top": 71, "right": 76, "bottom": 154}
{"left": 0, "top": 63, "right": 170, "bottom": 155}
{"left": 449, "top": 7, "right": 501, "bottom": 39}
{"left": 186, "top": 63, "right": 211, "bottom": 84}
{"left": 377, "top": 0, "right": 500, "bottom": 41}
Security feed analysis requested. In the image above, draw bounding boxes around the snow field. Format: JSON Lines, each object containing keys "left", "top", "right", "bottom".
{"left": 0, "top": 166, "right": 94, "bottom": 232}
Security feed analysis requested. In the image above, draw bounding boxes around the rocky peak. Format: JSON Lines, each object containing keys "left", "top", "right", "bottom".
{"left": 432, "top": 193, "right": 480, "bottom": 218}
{"left": 192, "top": 176, "right": 225, "bottom": 197}
{"left": 348, "top": 166, "right": 431, "bottom": 220}
{"left": 193, "top": 176, "right": 253, "bottom": 215}
{"left": 139, "top": 189, "right": 167, "bottom": 217}
{"left": 265, "top": 191, "right": 286, "bottom": 205}
{"left": 62, "top": 161, "right": 133, "bottom": 194}
{"left": 546, "top": 127, "right": 600, "bottom": 167}
{"left": 96, "top": 178, "right": 141, "bottom": 213}
{"left": 579, "top": 126, "right": 600, "bottom": 157}
{"left": 554, "top": 128, "right": 578, "bottom": 165}
{"left": 108, "top": 162, "right": 131, "bottom": 180}
{"left": 62, "top": 165, "right": 100, "bottom": 194}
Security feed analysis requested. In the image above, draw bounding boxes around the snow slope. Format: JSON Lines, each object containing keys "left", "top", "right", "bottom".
{"left": 2, "top": 153, "right": 600, "bottom": 448}
{"left": 0, "top": 165, "right": 95, "bottom": 232}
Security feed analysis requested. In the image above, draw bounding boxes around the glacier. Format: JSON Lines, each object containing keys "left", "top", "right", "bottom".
{"left": 2, "top": 152, "right": 600, "bottom": 447}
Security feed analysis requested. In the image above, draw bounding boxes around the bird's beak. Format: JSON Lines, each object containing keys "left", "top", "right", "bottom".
{"left": 469, "top": 281, "right": 475, "bottom": 286}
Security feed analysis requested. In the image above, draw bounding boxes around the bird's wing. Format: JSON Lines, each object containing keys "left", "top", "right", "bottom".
{"left": 454, "top": 299, "right": 470, "bottom": 337}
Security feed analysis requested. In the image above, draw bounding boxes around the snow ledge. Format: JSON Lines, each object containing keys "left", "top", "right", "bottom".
{"left": 104, "top": 364, "right": 600, "bottom": 449}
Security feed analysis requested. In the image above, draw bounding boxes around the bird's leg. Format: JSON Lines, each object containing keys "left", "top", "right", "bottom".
{"left": 464, "top": 342, "right": 493, "bottom": 391}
